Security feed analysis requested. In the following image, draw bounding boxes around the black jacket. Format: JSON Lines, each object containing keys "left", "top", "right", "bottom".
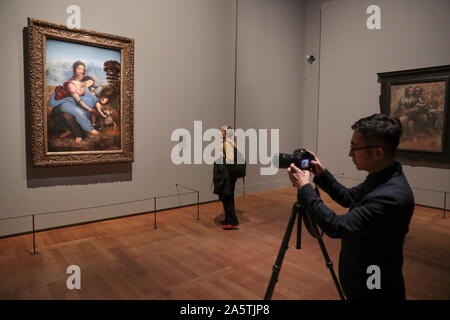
{"left": 212, "top": 144, "right": 244, "bottom": 195}
{"left": 213, "top": 162, "right": 236, "bottom": 196}
{"left": 298, "top": 162, "right": 414, "bottom": 299}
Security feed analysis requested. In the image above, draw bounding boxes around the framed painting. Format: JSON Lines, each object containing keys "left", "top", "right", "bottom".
{"left": 26, "top": 18, "right": 134, "bottom": 167}
{"left": 378, "top": 65, "right": 450, "bottom": 167}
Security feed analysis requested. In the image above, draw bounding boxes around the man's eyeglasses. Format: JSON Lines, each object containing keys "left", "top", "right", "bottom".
{"left": 349, "top": 145, "right": 384, "bottom": 152}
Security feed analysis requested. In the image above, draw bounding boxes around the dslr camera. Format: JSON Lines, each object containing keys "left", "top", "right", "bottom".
{"left": 276, "top": 149, "right": 315, "bottom": 170}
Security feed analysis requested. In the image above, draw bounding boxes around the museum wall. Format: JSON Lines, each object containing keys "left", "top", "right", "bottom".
{"left": 0, "top": 0, "right": 308, "bottom": 237}
{"left": 302, "top": 0, "right": 450, "bottom": 209}
{"left": 3, "top": 0, "right": 446, "bottom": 238}
{"left": 234, "top": 0, "right": 306, "bottom": 194}
{"left": 301, "top": 0, "right": 330, "bottom": 153}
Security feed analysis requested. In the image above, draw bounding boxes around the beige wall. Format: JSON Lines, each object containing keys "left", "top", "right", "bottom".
{"left": 0, "top": 0, "right": 308, "bottom": 236}
{"left": 235, "top": 0, "right": 306, "bottom": 194}
{"left": 304, "top": 0, "right": 450, "bottom": 209}
{"left": 0, "top": 0, "right": 236, "bottom": 236}
{"left": 2, "top": 0, "right": 447, "bottom": 238}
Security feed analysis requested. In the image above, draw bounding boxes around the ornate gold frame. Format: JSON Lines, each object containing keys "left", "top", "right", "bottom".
{"left": 26, "top": 18, "right": 134, "bottom": 167}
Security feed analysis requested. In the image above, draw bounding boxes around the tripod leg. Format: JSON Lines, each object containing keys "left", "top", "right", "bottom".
{"left": 316, "top": 237, "right": 346, "bottom": 300}
{"left": 296, "top": 209, "right": 302, "bottom": 249}
{"left": 264, "top": 202, "right": 300, "bottom": 300}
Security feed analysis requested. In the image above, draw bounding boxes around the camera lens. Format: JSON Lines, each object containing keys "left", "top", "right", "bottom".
{"left": 276, "top": 153, "right": 295, "bottom": 169}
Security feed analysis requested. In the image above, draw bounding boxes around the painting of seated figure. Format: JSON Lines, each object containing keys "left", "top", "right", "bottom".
{"left": 46, "top": 39, "right": 122, "bottom": 152}
{"left": 27, "top": 18, "right": 134, "bottom": 166}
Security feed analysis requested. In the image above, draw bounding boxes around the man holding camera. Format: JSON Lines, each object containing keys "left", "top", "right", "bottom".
{"left": 287, "top": 114, "right": 415, "bottom": 300}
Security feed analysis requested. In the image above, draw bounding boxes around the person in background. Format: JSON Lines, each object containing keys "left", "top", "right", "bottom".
{"left": 213, "top": 125, "right": 240, "bottom": 230}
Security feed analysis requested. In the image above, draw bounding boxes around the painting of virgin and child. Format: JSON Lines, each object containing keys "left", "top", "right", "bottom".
{"left": 45, "top": 39, "right": 121, "bottom": 152}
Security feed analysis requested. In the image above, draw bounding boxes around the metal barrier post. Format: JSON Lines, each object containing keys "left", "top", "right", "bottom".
{"left": 153, "top": 197, "right": 158, "bottom": 229}
{"left": 31, "top": 215, "right": 38, "bottom": 255}
{"left": 443, "top": 192, "right": 447, "bottom": 219}
{"left": 197, "top": 191, "right": 200, "bottom": 220}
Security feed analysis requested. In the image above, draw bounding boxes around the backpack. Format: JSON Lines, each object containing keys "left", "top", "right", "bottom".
{"left": 228, "top": 159, "right": 246, "bottom": 179}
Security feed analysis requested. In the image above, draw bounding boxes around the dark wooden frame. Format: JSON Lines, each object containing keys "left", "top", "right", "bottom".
{"left": 26, "top": 18, "right": 134, "bottom": 167}
{"left": 378, "top": 65, "right": 450, "bottom": 168}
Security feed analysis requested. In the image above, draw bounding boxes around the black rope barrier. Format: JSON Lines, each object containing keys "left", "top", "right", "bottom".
{"left": 0, "top": 184, "right": 201, "bottom": 255}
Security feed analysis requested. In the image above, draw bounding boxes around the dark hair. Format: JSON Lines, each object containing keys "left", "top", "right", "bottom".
{"left": 351, "top": 113, "right": 403, "bottom": 154}
{"left": 72, "top": 61, "right": 86, "bottom": 76}
{"left": 81, "top": 75, "right": 94, "bottom": 82}
{"left": 80, "top": 76, "right": 94, "bottom": 89}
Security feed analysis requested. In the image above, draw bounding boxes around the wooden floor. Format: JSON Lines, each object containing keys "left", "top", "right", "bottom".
{"left": 0, "top": 187, "right": 449, "bottom": 300}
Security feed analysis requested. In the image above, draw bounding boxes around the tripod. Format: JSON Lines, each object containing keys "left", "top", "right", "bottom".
{"left": 264, "top": 188, "right": 346, "bottom": 300}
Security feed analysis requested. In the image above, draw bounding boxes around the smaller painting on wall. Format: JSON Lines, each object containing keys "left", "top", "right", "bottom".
{"left": 378, "top": 65, "right": 450, "bottom": 167}
{"left": 390, "top": 81, "right": 446, "bottom": 152}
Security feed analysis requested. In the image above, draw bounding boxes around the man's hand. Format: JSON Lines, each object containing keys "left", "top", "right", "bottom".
{"left": 287, "top": 163, "right": 311, "bottom": 189}
{"left": 306, "top": 150, "right": 326, "bottom": 176}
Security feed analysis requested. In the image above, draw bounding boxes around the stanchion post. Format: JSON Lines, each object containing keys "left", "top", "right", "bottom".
{"left": 196, "top": 191, "right": 200, "bottom": 220}
{"left": 31, "top": 214, "right": 38, "bottom": 255}
{"left": 153, "top": 197, "right": 158, "bottom": 229}
{"left": 443, "top": 192, "right": 447, "bottom": 219}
